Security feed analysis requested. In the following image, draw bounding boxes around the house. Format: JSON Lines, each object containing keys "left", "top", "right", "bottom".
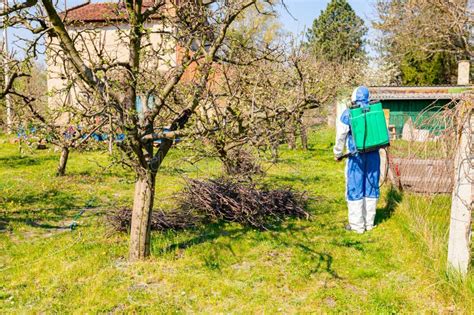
{"left": 46, "top": 0, "right": 196, "bottom": 115}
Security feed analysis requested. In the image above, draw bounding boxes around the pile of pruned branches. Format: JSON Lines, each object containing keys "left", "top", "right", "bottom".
{"left": 107, "top": 208, "right": 203, "bottom": 233}
{"left": 108, "top": 178, "right": 308, "bottom": 232}
{"left": 180, "top": 178, "right": 309, "bottom": 229}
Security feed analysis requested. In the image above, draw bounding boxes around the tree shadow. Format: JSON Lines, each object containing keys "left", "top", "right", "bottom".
{"left": 269, "top": 174, "right": 321, "bottom": 185}
{"left": 0, "top": 155, "right": 57, "bottom": 168}
{"left": 295, "top": 243, "right": 341, "bottom": 279}
{"left": 331, "top": 238, "right": 365, "bottom": 251}
{"left": 375, "top": 187, "right": 403, "bottom": 225}
{"left": 2, "top": 207, "right": 96, "bottom": 232}
{"left": 154, "top": 218, "right": 311, "bottom": 256}
{"left": 0, "top": 218, "right": 8, "bottom": 232}
{"left": 155, "top": 222, "right": 250, "bottom": 255}
{"left": 262, "top": 225, "right": 341, "bottom": 279}
{"left": 25, "top": 219, "right": 74, "bottom": 230}
{"left": 0, "top": 188, "right": 83, "bottom": 231}
{"left": 2, "top": 189, "right": 77, "bottom": 210}
{"left": 152, "top": 218, "right": 343, "bottom": 278}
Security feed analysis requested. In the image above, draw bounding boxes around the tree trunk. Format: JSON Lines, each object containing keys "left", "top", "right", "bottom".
{"left": 287, "top": 124, "right": 296, "bottom": 150}
{"left": 108, "top": 114, "right": 113, "bottom": 154}
{"left": 300, "top": 122, "right": 308, "bottom": 150}
{"left": 56, "top": 146, "right": 69, "bottom": 176}
{"left": 271, "top": 142, "right": 279, "bottom": 163}
{"left": 129, "top": 170, "right": 156, "bottom": 261}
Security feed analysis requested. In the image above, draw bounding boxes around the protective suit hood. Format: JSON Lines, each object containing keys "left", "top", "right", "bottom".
{"left": 351, "top": 86, "right": 370, "bottom": 107}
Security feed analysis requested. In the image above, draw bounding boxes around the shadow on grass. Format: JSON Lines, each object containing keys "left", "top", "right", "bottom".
{"left": 67, "top": 167, "right": 134, "bottom": 181}
{"left": 0, "top": 218, "right": 8, "bottom": 231}
{"left": 159, "top": 165, "right": 187, "bottom": 176}
{"left": 331, "top": 238, "right": 365, "bottom": 251}
{"left": 375, "top": 187, "right": 403, "bottom": 225}
{"left": 2, "top": 208, "right": 73, "bottom": 225}
{"left": 1, "top": 189, "right": 80, "bottom": 230}
{"left": 295, "top": 243, "right": 341, "bottom": 278}
{"left": 155, "top": 217, "right": 311, "bottom": 255}
{"left": 155, "top": 222, "right": 249, "bottom": 255}
{"left": 2, "top": 189, "right": 77, "bottom": 210}
{"left": 154, "top": 217, "right": 341, "bottom": 279}
{"left": 0, "top": 155, "right": 57, "bottom": 168}
{"left": 2, "top": 206, "right": 96, "bottom": 232}
{"left": 266, "top": 228, "right": 341, "bottom": 279}
{"left": 25, "top": 219, "right": 73, "bottom": 230}
{"left": 269, "top": 174, "right": 322, "bottom": 185}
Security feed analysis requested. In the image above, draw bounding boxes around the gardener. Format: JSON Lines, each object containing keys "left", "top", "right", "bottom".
{"left": 333, "top": 86, "right": 380, "bottom": 234}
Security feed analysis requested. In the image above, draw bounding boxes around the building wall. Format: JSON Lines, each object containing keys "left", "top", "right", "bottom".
{"left": 327, "top": 99, "right": 350, "bottom": 127}
{"left": 381, "top": 99, "right": 451, "bottom": 138}
{"left": 46, "top": 21, "right": 176, "bottom": 123}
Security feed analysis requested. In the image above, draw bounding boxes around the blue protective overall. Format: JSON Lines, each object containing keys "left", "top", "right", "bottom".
{"left": 333, "top": 86, "right": 380, "bottom": 233}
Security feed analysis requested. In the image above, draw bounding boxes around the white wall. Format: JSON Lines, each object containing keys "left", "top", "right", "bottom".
{"left": 46, "top": 21, "right": 176, "bottom": 121}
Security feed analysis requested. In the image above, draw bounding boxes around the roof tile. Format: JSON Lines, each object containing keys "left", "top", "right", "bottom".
{"left": 63, "top": 1, "right": 162, "bottom": 23}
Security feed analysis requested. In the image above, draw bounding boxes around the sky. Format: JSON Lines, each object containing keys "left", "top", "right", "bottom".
{"left": 277, "top": 0, "right": 377, "bottom": 36}
{"left": 3, "top": 0, "right": 379, "bottom": 59}
{"left": 277, "top": 0, "right": 379, "bottom": 57}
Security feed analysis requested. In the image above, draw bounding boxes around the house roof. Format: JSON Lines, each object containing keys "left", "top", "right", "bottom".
{"left": 63, "top": 1, "right": 164, "bottom": 23}
{"left": 369, "top": 85, "right": 473, "bottom": 100}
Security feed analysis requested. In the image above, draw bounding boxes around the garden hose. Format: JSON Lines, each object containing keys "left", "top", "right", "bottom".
{"left": 69, "top": 209, "right": 85, "bottom": 230}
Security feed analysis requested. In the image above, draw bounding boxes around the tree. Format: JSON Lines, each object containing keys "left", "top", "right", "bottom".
{"left": 399, "top": 51, "right": 457, "bottom": 86}
{"left": 1, "top": 59, "right": 106, "bottom": 176}
{"left": 1, "top": 0, "right": 283, "bottom": 261}
{"left": 373, "top": 0, "right": 473, "bottom": 85}
{"left": 306, "top": 0, "right": 367, "bottom": 62}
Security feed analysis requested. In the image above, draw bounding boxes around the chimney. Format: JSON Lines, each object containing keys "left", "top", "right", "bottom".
{"left": 457, "top": 60, "right": 470, "bottom": 85}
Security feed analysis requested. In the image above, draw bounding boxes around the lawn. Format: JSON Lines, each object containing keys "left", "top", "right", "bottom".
{"left": 0, "top": 127, "right": 472, "bottom": 313}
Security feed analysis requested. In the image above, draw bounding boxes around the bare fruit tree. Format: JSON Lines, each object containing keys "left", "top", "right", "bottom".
{"left": 374, "top": 0, "right": 473, "bottom": 60}
{"left": 0, "top": 0, "right": 283, "bottom": 260}
{"left": 186, "top": 39, "right": 345, "bottom": 173}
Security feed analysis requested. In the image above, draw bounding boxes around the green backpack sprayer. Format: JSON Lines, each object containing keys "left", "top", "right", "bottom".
{"left": 350, "top": 101, "right": 390, "bottom": 152}
{"left": 337, "top": 100, "right": 391, "bottom": 190}
{"left": 338, "top": 101, "right": 390, "bottom": 160}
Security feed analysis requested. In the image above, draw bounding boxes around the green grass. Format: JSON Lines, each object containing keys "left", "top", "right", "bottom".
{"left": 0, "top": 128, "right": 472, "bottom": 313}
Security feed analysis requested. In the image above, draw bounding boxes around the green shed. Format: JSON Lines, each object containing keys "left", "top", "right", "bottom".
{"left": 369, "top": 86, "right": 472, "bottom": 138}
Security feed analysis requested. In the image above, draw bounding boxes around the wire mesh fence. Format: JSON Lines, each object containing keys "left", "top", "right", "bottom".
{"left": 387, "top": 93, "right": 473, "bottom": 195}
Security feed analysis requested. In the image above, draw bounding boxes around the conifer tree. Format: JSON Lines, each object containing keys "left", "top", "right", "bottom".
{"left": 306, "top": 0, "right": 367, "bottom": 62}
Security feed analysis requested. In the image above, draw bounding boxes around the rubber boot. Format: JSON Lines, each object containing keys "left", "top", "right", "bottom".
{"left": 347, "top": 199, "right": 365, "bottom": 234}
{"left": 364, "top": 198, "right": 377, "bottom": 231}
